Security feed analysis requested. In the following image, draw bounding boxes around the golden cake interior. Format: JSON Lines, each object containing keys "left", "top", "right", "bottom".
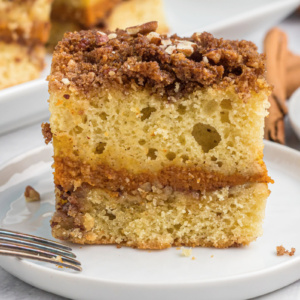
{"left": 47, "top": 23, "right": 272, "bottom": 249}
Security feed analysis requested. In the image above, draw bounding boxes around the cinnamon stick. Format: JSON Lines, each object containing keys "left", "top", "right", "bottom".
{"left": 264, "top": 27, "right": 288, "bottom": 144}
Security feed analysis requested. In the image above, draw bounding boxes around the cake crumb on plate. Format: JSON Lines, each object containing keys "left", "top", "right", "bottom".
{"left": 24, "top": 185, "right": 40, "bottom": 202}
{"left": 181, "top": 247, "right": 192, "bottom": 257}
{"left": 276, "top": 245, "right": 296, "bottom": 256}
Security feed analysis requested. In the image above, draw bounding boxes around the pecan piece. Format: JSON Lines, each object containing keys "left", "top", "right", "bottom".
{"left": 147, "top": 32, "right": 161, "bottom": 45}
{"left": 24, "top": 186, "right": 40, "bottom": 202}
{"left": 126, "top": 21, "right": 158, "bottom": 36}
{"left": 176, "top": 41, "right": 196, "bottom": 57}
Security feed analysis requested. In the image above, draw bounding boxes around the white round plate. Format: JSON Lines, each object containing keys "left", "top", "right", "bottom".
{"left": 0, "top": 141, "right": 299, "bottom": 300}
{"left": 289, "top": 87, "right": 300, "bottom": 140}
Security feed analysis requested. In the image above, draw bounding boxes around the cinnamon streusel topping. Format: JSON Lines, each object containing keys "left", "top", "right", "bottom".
{"left": 48, "top": 21, "right": 269, "bottom": 100}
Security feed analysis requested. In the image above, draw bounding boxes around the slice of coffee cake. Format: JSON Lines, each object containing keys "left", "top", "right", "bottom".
{"left": 48, "top": 0, "right": 168, "bottom": 49}
{"left": 45, "top": 22, "right": 273, "bottom": 249}
{"left": 0, "top": 0, "right": 52, "bottom": 89}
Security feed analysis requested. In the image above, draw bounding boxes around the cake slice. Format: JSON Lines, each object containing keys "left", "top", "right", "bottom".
{"left": 0, "top": 0, "right": 52, "bottom": 89}
{"left": 51, "top": 0, "right": 121, "bottom": 28}
{"left": 106, "top": 0, "right": 169, "bottom": 34}
{"left": 48, "top": 0, "right": 121, "bottom": 48}
{"left": 48, "top": 0, "right": 168, "bottom": 48}
{"left": 45, "top": 22, "right": 273, "bottom": 249}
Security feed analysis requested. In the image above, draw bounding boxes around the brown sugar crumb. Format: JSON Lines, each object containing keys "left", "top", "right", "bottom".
{"left": 24, "top": 185, "right": 40, "bottom": 202}
{"left": 41, "top": 122, "right": 52, "bottom": 144}
{"left": 191, "top": 256, "right": 196, "bottom": 260}
{"left": 116, "top": 244, "right": 122, "bottom": 249}
{"left": 49, "top": 22, "right": 270, "bottom": 101}
{"left": 63, "top": 94, "right": 70, "bottom": 99}
{"left": 176, "top": 247, "right": 181, "bottom": 250}
{"left": 276, "top": 245, "right": 296, "bottom": 256}
{"left": 211, "top": 255, "right": 214, "bottom": 258}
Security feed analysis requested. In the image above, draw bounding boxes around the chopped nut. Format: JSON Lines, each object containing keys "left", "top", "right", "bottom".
{"left": 161, "top": 39, "right": 172, "bottom": 46}
{"left": 126, "top": 21, "right": 158, "bottom": 36}
{"left": 109, "top": 71, "right": 115, "bottom": 76}
{"left": 108, "top": 33, "right": 117, "bottom": 40}
{"left": 61, "top": 78, "right": 70, "bottom": 85}
{"left": 176, "top": 41, "right": 196, "bottom": 57}
{"left": 165, "top": 45, "right": 177, "bottom": 55}
{"left": 147, "top": 32, "right": 161, "bottom": 45}
{"left": 97, "top": 31, "right": 107, "bottom": 36}
{"left": 203, "top": 56, "right": 209, "bottom": 63}
{"left": 205, "top": 49, "right": 222, "bottom": 63}
{"left": 24, "top": 186, "right": 40, "bottom": 202}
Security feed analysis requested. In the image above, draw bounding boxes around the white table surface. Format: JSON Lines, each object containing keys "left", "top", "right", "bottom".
{"left": 0, "top": 15, "right": 300, "bottom": 300}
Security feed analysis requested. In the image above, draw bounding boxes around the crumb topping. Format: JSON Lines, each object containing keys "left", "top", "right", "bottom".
{"left": 48, "top": 21, "right": 269, "bottom": 100}
{"left": 276, "top": 245, "right": 296, "bottom": 256}
{"left": 41, "top": 122, "right": 52, "bottom": 144}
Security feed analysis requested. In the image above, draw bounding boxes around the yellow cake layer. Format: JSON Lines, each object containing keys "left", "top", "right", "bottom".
{"left": 51, "top": 182, "right": 269, "bottom": 249}
{"left": 0, "top": 42, "right": 44, "bottom": 89}
{"left": 49, "top": 87, "right": 270, "bottom": 185}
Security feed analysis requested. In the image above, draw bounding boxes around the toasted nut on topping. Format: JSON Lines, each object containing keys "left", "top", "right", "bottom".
{"left": 146, "top": 32, "right": 161, "bottom": 45}
{"left": 61, "top": 78, "right": 70, "bottom": 85}
{"left": 24, "top": 186, "right": 40, "bottom": 202}
{"left": 165, "top": 45, "right": 177, "bottom": 55}
{"left": 206, "top": 49, "right": 222, "bottom": 63}
{"left": 202, "top": 56, "right": 209, "bottom": 63}
{"left": 161, "top": 39, "right": 172, "bottom": 46}
{"left": 126, "top": 21, "right": 158, "bottom": 36}
{"left": 108, "top": 33, "right": 117, "bottom": 40}
{"left": 176, "top": 41, "right": 196, "bottom": 57}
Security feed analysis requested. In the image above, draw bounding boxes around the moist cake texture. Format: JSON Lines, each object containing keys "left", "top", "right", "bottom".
{"left": 46, "top": 22, "right": 272, "bottom": 249}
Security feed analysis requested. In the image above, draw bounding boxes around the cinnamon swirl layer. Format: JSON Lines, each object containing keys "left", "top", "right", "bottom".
{"left": 51, "top": 182, "right": 270, "bottom": 249}
{"left": 53, "top": 156, "right": 272, "bottom": 193}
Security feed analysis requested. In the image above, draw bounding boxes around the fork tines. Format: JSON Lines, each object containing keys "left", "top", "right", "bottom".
{"left": 0, "top": 228, "right": 81, "bottom": 271}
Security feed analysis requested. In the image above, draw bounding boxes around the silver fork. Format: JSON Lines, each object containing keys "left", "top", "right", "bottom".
{"left": 0, "top": 228, "right": 81, "bottom": 271}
